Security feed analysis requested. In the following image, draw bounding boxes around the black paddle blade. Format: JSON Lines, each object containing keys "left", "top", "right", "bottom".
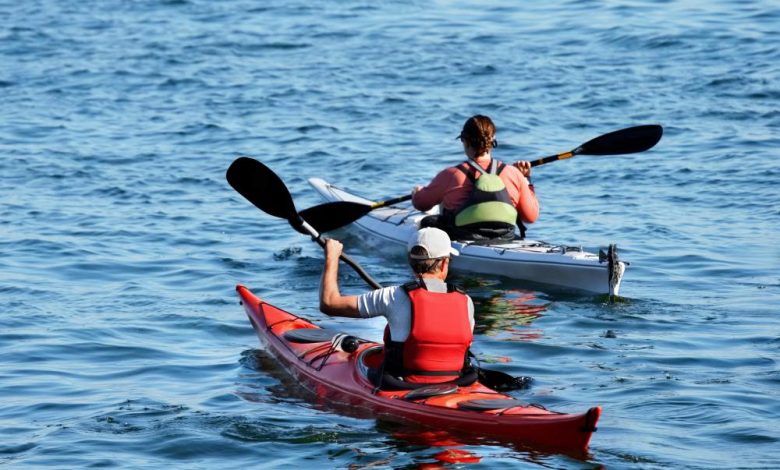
{"left": 578, "top": 124, "right": 663, "bottom": 156}
{"left": 226, "top": 157, "right": 297, "bottom": 220}
{"left": 298, "top": 201, "right": 372, "bottom": 233}
{"left": 477, "top": 368, "right": 533, "bottom": 392}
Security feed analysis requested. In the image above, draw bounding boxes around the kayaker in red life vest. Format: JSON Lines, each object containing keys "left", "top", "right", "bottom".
{"left": 411, "top": 115, "right": 539, "bottom": 240}
{"left": 319, "top": 228, "right": 477, "bottom": 389}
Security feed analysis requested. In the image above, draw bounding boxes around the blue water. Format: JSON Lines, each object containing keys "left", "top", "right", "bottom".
{"left": 1, "top": 0, "right": 778, "bottom": 468}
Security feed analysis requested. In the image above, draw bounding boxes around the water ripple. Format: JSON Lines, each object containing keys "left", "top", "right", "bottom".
{"left": 1, "top": 0, "right": 779, "bottom": 468}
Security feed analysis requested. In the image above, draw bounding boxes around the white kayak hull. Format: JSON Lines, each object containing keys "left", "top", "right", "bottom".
{"left": 308, "top": 178, "right": 625, "bottom": 296}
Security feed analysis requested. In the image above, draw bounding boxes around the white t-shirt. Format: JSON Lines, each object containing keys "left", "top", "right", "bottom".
{"left": 356, "top": 278, "right": 475, "bottom": 342}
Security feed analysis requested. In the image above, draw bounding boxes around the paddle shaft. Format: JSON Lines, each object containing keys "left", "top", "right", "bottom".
{"left": 226, "top": 158, "right": 524, "bottom": 389}
{"left": 225, "top": 157, "right": 383, "bottom": 290}
{"left": 227, "top": 157, "right": 522, "bottom": 391}
{"left": 305, "top": 215, "right": 519, "bottom": 391}
{"left": 528, "top": 151, "right": 575, "bottom": 167}
{"left": 296, "top": 217, "right": 383, "bottom": 290}
{"left": 343, "top": 153, "right": 554, "bottom": 210}
{"left": 355, "top": 124, "right": 663, "bottom": 210}
{"left": 298, "top": 214, "right": 524, "bottom": 392}
{"left": 529, "top": 124, "right": 662, "bottom": 167}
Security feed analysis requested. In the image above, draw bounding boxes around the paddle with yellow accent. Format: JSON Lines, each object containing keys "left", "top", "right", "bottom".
{"left": 528, "top": 124, "right": 663, "bottom": 166}
{"left": 299, "top": 124, "right": 663, "bottom": 233}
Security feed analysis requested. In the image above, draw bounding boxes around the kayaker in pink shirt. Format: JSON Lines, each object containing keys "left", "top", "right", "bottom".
{"left": 412, "top": 115, "right": 539, "bottom": 240}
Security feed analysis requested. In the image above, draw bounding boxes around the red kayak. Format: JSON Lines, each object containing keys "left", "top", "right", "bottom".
{"left": 237, "top": 284, "right": 601, "bottom": 452}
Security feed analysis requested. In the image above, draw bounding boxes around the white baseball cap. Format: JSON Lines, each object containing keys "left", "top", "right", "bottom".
{"left": 407, "top": 227, "right": 459, "bottom": 259}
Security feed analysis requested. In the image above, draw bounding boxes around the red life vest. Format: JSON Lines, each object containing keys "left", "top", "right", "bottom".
{"left": 384, "top": 280, "right": 473, "bottom": 384}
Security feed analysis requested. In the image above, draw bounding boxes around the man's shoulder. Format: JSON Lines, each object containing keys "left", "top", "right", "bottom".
{"left": 360, "top": 285, "right": 403, "bottom": 297}
{"left": 357, "top": 285, "right": 409, "bottom": 317}
{"left": 363, "top": 285, "right": 411, "bottom": 305}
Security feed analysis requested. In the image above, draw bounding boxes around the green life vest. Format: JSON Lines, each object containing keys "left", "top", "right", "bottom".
{"left": 453, "top": 160, "right": 518, "bottom": 229}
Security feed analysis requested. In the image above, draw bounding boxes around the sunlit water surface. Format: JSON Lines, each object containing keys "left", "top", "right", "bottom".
{"left": 1, "top": 1, "right": 778, "bottom": 468}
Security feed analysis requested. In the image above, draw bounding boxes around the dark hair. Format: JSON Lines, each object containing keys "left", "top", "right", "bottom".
{"left": 459, "top": 115, "right": 497, "bottom": 155}
{"left": 408, "top": 246, "right": 444, "bottom": 274}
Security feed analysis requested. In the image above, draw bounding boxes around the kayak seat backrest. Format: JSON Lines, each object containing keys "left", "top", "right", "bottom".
{"left": 360, "top": 346, "right": 384, "bottom": 369}
{"left": 457, "top": 398, "right": 526, "bottom": 411}
{"left": 403, "top": 383, "right": 459, "bottom": 401}
{"left": 357, "top": 346, "right": 479, "bottom": 391}
{"left": 283, "top": 328, "right": 342, "bottom": 343}
{"left": 373, "top": 368, "right": 479, "bottom": 391}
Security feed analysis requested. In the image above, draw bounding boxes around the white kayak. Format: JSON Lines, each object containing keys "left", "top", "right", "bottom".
{"left": 308, "top": 177, "right": 626, "bottom": 296}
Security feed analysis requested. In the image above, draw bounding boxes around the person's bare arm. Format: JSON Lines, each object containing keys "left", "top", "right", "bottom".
{"left": 411, "top": 169, "right": 457, "bottom": 211}
{"left": 511, "top": 162, "right": 539, "bottom": 223}
{"left": 319, "top": 239, "right": 361, "bottom": 317}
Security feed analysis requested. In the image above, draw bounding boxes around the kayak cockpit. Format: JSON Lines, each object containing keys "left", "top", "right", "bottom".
{"left": 356, "top": 346, "right": 480, "bottom": 396}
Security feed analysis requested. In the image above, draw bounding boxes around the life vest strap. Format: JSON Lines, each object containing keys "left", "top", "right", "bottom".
{"left": 455, "top": 159, "right": 506, "bottom": 182}
{"left": 402, "top": 279, "right": 463, "bottom": 294}
{"left": 398, "top": 368, "right": 464, "bottom": 376}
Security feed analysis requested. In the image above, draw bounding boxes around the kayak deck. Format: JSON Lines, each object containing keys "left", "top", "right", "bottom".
{"left": 308, "top": 177, "right": 625, "bottom": 296}
{"left": 237, "top": 285, "right": 601, "bottom": 452}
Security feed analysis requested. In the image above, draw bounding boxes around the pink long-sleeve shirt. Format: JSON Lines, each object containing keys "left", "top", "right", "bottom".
{"left": 412, "top": 158, "right": 540, "bottom": 224}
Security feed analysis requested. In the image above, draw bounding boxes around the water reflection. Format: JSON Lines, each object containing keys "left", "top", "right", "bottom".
{"left": 238, "top": 349, "right": 596, "bottom": 466}
{"left": 466, "top": 280, "right": 550, "bottom": 340}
